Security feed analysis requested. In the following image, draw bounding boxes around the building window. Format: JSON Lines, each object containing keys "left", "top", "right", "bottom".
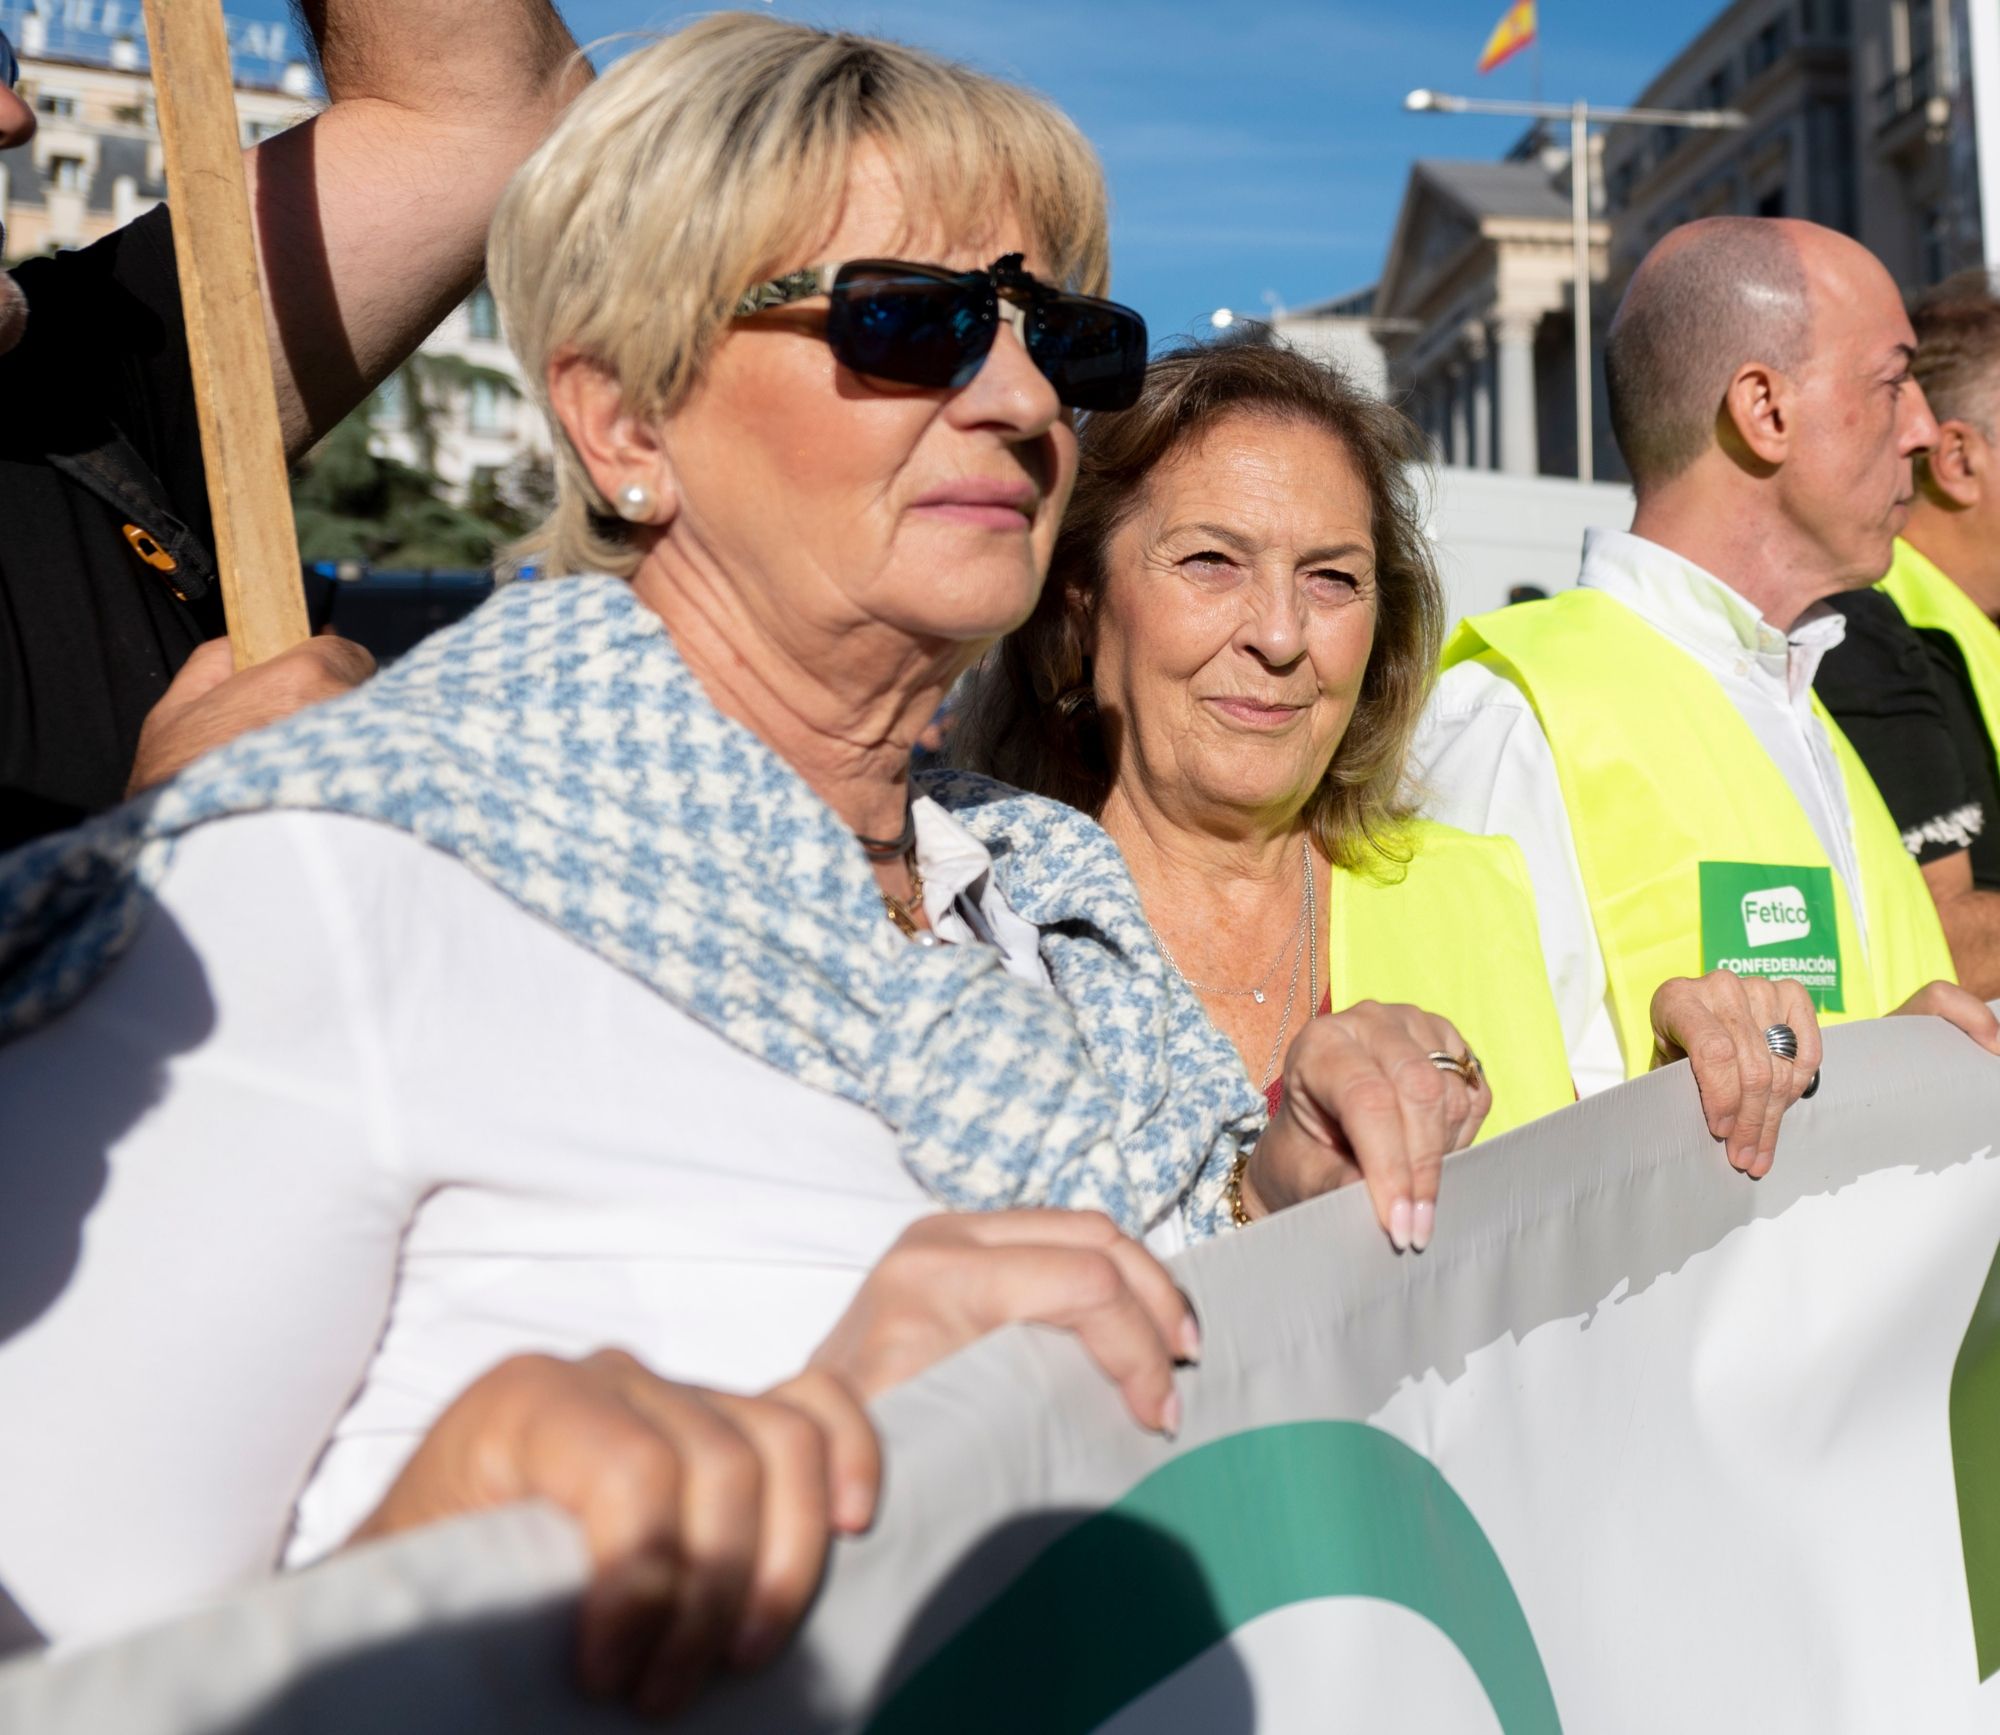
{"left": 469, "top": 378, "right": 508, "bottom": 435}
{"left": 1921, "top": 202, "right": 1949, "bottom": 285}
{"left": 1747, "top": 18, "right": 1791, "bottom": 76}
{"left": 1703, "top": 68, "right": 1733, "bottom": 108}
{"left": 1756, "top": 186, "right": 1787, "bottom": 218}
{"left": 1904, "top": 0, "right": 1936, "bottom": 78}
{"left": 468, "top": 285, "right": 500, "bottom": 342}
{"left": 1904, "top": 0, "right": 1935, "bottom": 58}
{"left": 37, "top": 92, "right": 79, "bottom": 120}
{"left": 48, "top": 156, "right": 87, "bottom": 193}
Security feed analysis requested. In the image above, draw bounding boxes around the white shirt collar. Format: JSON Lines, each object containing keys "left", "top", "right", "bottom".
{"left": 1577, "top": 527, "right": 1846, "bottom": 698}
{"left": 910, "top": 795, "right": 1047, "bottom": 984}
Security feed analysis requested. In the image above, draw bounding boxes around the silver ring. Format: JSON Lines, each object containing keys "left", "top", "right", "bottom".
{"left": 1762, "top": 1024, "right": 1799, "bottom": 1062}
{"left": 1427, "top": 1049, "right": 1482, "bottom": 1086}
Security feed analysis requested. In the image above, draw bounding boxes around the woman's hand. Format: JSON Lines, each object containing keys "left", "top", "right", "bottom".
{"left": 807, "top": 1211, "right": 1201, "bottom": 1437}
{"left": 1649, "top": 971, "right": 1822, "bottom": 1178}
{"left": 349, "top": 1351, "right": 879, "bottom": 1721}
{"left": 1894, "top": 980, "right": 2000, "bottom": 1053}
{"left": 1244, "top": 1001, "right": 1492, "bottom": 1252}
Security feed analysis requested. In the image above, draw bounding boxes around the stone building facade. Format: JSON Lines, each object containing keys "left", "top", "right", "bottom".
{"left": 1373, "top": 0, "right": 1993, "bottom": 483}
{"left": 1851, "top": 0, "right": 1986, "bottom": 290}
{"left": 1373, "top": 149, "right": 1611, "bottom": 480}
{"left": 1600, "top": 0, "right": 1857, "bottom": 291}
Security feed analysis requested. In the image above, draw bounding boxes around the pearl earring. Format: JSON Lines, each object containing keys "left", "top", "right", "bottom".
{"left": 615, "top": 482, "right": 657, "bottom": 523}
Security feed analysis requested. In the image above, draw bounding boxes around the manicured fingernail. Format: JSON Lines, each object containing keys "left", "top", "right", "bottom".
{"left": 1388, "top": 1198, "right": 1413, "bottom": 1252}
{"left": 1160, "top": 1389, "right": 1182, "bottom": 1439}
{"left": 1411, "top": 1199, "right": 1435, "bottom": 1253}
{"left": 1176, "top": 1310, "right": 1202, "bottom": 1365}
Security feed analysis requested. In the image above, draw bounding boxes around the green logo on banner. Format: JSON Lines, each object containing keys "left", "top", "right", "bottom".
{"left": 863, "top": 1422, "right": 1559, "bottom": 1734}
{"left": 1699, "top": 861, "right": 1843, "bottom": 1010}
{"left": 1951, "top": 1240, "right": 2000, "bottom": 1678}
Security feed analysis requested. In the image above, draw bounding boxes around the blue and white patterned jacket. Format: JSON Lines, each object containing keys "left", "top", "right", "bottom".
{"left": 0, "top": 577, "right": 1262, "bottom": 1238}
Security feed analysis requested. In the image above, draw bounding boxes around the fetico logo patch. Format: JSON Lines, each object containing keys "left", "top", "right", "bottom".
{"left": 1699, "top": 861, "right": 1844, "bottom": 1009}
{"left": 1740, "top": 886, "right": 1811, "bottom": 948}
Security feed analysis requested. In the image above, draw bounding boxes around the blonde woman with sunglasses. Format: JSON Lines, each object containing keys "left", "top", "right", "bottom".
{"left": 0, "top": 16, "right": 1479, "bottom": 1709}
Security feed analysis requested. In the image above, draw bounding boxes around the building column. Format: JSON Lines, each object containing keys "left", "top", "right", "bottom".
{"left": 1495, "top": 312, "right": 1539, "bottom": 478}
{"left": 1412, "top": 376, "right": 1439, "bottom": 458}
{"left": 1447, "top": 361, "right": 1470, "bottom": 467}
{"left": 1464, "top": 324, "right": 1494, "bottom": 470}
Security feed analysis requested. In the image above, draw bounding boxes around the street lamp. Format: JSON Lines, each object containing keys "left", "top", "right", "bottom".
{"left": 1404, "top": 89, "right": 1747, "bottom": 482}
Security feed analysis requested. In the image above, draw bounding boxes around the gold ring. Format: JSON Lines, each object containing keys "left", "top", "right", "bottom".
{"left": 1428, "top": 1049, "right": 1482, "bottom": 1086}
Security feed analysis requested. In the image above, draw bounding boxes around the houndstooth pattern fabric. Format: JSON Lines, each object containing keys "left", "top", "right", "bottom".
{"left": 0, "top": 577, "right": 1261, "bottom": 1238}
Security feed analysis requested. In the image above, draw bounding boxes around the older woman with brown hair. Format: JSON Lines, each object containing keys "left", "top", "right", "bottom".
{"left": 957, "top": 341, "right": 1832, "bottom": 1247}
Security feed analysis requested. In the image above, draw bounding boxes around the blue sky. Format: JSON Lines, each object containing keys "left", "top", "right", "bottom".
{"left": 241, "top": 0, "right": 1723, "bottom": 342}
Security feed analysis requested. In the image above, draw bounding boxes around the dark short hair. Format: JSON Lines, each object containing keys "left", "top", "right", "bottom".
{"left": 1911, "top": 270, "right": 2000, "bottom": 434}
{"left": 951, "top": 341, "right": 1443, "bottom": 869}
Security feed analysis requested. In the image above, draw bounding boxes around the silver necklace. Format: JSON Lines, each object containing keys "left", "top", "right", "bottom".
{"left": 1153, "top": 838, "right": 1319, "bottom": 1090}
{"left": 1148, "top": 835, "right": 1312, "bottom": 1005}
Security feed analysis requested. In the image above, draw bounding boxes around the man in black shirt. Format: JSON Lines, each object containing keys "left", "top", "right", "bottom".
{"left": 1817, "top": 274, "right": 2000, "bottom": 995}
{"left": 0, "top": 2, "right": 586, "bottom": 848}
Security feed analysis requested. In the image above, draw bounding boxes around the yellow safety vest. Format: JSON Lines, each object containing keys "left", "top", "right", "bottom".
{"left": 1442, "top": 588, "right": 1955, "bottom": 1077}
{"left": 1329, "top": 819, "right": 1575, "bottom": 1139}
{"left": 1879, "top": 537, "right": 2000, "bottom": 750}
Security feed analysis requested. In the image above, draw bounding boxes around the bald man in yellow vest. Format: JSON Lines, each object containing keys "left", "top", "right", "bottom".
{"left": 1815, "top": 275, "right": 2000, "bottom": 999}
{"left": 1414, "top": 218, "right": 1998, "bottom": 1169}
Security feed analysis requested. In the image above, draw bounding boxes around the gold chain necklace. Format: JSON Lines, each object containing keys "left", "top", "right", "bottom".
{"left": 880, "top": 854, "right": 927, "bottom": 939}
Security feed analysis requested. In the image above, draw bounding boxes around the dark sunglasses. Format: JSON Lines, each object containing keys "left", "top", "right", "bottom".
{"left": 0, "top": 29, "right": 17, "bottom": 91}
{"left": 735, "top": 252, "right": 1148, "bottom": 412}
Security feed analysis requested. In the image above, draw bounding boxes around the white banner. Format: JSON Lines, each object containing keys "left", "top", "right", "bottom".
{"left": 5, "top": 1012, "right": 2000, "bottom": 1732}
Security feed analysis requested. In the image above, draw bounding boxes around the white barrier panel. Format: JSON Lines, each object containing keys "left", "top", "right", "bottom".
{"left": 5, "top": 1013, "right": 2000, "bottom": 1732}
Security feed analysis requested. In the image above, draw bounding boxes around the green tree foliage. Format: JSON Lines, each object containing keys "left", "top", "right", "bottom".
{"left": 290, "top": 355, "right": 549, "bottom": 569}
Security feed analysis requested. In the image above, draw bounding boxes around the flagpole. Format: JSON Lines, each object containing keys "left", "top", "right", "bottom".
{"left": 1532, "top": 9, "right": 1543, "bottom": 107}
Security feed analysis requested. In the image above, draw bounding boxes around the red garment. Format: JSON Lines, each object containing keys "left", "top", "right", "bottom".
{"left": 1263, "top": 990, "right": 1334, "bottom": 1118}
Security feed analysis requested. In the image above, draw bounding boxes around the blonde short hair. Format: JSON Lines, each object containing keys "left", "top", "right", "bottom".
{"left": 488, "top": 12, "right": 1113, "bottom": 579}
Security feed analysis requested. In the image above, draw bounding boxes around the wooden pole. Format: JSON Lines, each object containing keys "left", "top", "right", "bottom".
{"left": 140, "top": 0, "right": 310, "bottom": 669}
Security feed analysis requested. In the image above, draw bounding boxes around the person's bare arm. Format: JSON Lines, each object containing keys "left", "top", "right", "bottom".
{"left": 1921, "top": 850, "right": 2000, "bottom": 1001}
{"left": 246, "top": 0, "right": 588, "bottom": 460}
{"left": 126, "top": 636, "right": 375, "bottom": 796}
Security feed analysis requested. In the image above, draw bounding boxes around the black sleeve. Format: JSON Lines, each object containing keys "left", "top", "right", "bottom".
{"left": 7, "top": 206, "right": 214, "bottom": 550}
{"left": 1818, "top": 589, "right": 1980, "bottom": 865}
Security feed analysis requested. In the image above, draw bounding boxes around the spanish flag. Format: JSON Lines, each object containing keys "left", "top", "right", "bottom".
{"left": 1477, "top": 0, "right": 1537, "bottom": 74}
